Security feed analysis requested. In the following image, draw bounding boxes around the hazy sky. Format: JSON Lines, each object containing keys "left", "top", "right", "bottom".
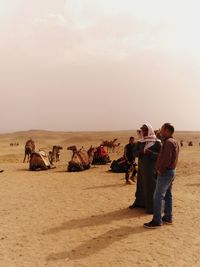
{"left": 1, "top": 0, "right": 200, "bottom": 132}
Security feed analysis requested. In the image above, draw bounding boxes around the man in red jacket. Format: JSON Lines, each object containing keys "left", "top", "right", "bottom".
{"left": 144, "top": 123, "right": 179, "bottom": 228}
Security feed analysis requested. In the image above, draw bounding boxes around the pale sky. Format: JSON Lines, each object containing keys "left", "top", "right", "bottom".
{"left": 1, "top": 0, "right": 200, "bottom": 132}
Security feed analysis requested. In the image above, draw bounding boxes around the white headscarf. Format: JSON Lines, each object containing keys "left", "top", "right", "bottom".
{"left": 139, "top": 123, "right": 161, "bottom": 150}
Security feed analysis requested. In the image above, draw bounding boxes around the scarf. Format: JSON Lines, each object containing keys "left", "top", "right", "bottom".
{"left": 139, "top": 123, "right": 161, "bottom": 150}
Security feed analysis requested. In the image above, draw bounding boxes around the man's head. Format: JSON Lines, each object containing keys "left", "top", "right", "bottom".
{"left": 160, "top": 123, "right": 174, "bottom": 138}
{"left": 129, "top": 136, "right": 135, "bottom": 144}
{"left": 140, "top": 124, "right": 149, "bottom": 137}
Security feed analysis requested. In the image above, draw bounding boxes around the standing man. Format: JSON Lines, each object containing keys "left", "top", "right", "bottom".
{"left": 144, "top": 123, "right": 179, "bottom": 228}
{"left": 124, "top": 137, "right": 137, "bottom": 184}
{"left": 129, "top": 124, "right": 161, "bottom": 213}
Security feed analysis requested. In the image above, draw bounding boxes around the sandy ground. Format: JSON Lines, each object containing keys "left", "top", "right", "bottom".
{"left": 0, "top": 130, "right": 200, "bottom": 267}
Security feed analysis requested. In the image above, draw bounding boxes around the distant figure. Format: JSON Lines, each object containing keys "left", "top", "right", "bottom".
{"left": 180, "top": 140, "right": 183, "bottom": 147}
{"left": 155, "top": 129, "right": 161, "bottom": 140}
{"left": 188, "top": 141, "right": 193, "bottom": 146}
{"left": 10, "top": 142, "right": 19, "bottom": 146}
{"left": 123, "top": 137, "right": 137, "bottom": 184}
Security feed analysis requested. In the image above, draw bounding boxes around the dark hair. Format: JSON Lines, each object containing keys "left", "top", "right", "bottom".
{"left": 129, "top": 136, "right": 134, "bottom": 141}
{"left": 162, "top": 123, "right": 174, "bottom": 134}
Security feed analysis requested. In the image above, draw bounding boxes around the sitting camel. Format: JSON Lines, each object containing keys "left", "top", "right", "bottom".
{"left": 29, "top": 151, "right": 52, "bottom": 171}
{"left": 23, "top": 139, "right": 35, "bottom": 163}
{"left": 67, "top": 146, "right": 95, "bottom": 172}
{"left": 48, "top": 145, "right": 63, "bottom": 164}
{"left": 92, "top": 145, "right": 111, "bottom": 165}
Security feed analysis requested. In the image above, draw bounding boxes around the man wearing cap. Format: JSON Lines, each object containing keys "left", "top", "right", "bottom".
{"left": 129, "top": 123, "right": 161, "bottom": 214}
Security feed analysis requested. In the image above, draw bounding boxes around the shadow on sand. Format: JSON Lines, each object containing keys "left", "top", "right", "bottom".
{"left": 84, "top": 183, "right": 126, "bottom": 190}
{"left": 185, "top": 183, "right": 200, "bottom": 187}
{"left": 43, "top": 208, "right": 145, "bottom": 235}
{"left": 46, "top": 225, "right": 149, "bottom": 261}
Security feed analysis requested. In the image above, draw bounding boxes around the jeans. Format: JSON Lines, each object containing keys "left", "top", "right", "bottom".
{"left": 153, "top": 169, "right": 175, "bottom": 224}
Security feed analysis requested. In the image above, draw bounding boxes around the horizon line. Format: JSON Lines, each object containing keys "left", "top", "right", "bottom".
{"left": 1, "top": 128, "right": 200, "bottom": 135}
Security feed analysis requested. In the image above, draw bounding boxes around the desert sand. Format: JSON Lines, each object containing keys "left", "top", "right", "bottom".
{"left": 0, "top": 130, "right": 199, "bottom": 267}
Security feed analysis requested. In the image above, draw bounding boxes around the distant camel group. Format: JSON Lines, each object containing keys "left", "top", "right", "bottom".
{"left": 101, "top": 138, "right": 120, "bottom": 153}
{"left": 23, "top": 134, "right": 199, "bottom": 172}
{"left": 22, "top": 138, "right": 113, "bottom": 172}
{"left": 10, "top": 142, "right": 19, "bottom": 146}
{"left": 23, "top": 140, "right": 63, "bottom": 170}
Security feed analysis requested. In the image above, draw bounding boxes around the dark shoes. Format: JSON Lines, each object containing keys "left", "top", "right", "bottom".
{"left": 143, "top": 220, "right": 162, "bottom": 229}
{"left": 162, "top": 216, "right": 173, "bottom": 225}
{"left": 143, "top": 216, "right": 173, "bottom": 228}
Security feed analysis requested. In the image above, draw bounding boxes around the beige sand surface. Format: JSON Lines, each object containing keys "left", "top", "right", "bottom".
{"left": 0, "top": 130, "right": 199, "bottom": 267}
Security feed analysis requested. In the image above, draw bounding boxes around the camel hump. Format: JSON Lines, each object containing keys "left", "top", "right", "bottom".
{"left": 77, "top": 150, "right": 90, "bottom": 166}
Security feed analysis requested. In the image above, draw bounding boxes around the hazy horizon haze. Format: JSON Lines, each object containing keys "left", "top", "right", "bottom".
{"left": 1, "top": 0, "right": 200, "bottom": 132}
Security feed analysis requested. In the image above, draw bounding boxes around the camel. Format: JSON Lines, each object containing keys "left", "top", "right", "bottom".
{"left": 67, "top": 146, "right": 95, "bottom": 172}
{"left": 188, "top": 141, "right": 193, "bottom": 146}
{"left": 29, "top": 151, "right": 52, "bottom": 171}
{"left": 48, "top": 145, "right": 63, "bottom": 164}
{"left": 23, "top": 139, "right": 35, "bottom": 163}
{"left": 110, "top": 157, "right": 127, "bottom": 172}
{"left": 180, "top": 140, "right": 184, "bottom": 147}
{"left": 101, "top": 138, "right": 119, "bottom": 153}
{"left": 92, "top": 145, "right": 111, "bottom": 165}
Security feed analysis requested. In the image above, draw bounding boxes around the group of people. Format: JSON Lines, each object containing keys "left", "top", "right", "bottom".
{"left": 123, "top": 123, "right": 179, "bottom": 228}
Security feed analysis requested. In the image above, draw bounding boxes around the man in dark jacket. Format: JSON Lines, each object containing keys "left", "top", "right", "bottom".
{"left": 144, "top": 123, "right": 179, "bottom": 228}
{"left": 124, "top": 137, "right": 137, "bottom": 184}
